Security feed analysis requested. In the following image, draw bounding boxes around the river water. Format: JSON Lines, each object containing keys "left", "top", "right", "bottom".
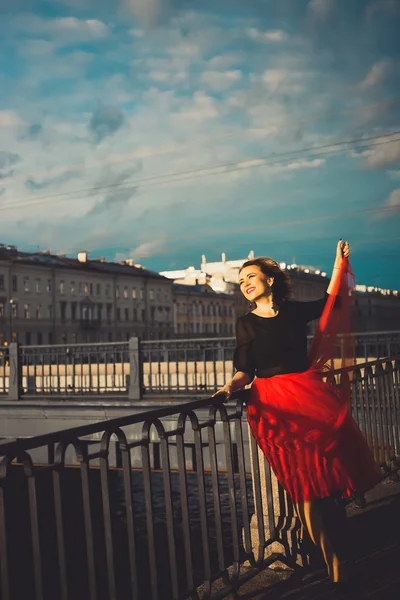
{"left": 5, "top": 465, "right": 255, "bottom": 600}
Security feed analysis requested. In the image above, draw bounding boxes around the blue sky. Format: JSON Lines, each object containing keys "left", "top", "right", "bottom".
{"left": 0, "top": 0, "right": 399, "bottom": 288}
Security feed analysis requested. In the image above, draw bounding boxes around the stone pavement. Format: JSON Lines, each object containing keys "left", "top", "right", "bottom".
{"left": 235, "top": 477, "right": 400, "bottom": 600}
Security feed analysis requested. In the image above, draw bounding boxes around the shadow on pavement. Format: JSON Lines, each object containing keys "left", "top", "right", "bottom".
{"left": 256, "top": 482, "right": 400, "bottom": 599}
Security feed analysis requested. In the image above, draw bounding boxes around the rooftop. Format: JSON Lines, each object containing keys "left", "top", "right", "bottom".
{"left": 0, "top": 244, "right": 167, "bottom": 281}
{"left": 172, "top": 282, "right": 233, "bottom": 298}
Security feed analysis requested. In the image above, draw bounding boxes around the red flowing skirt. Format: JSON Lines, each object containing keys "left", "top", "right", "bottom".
{"left": 247, "top": 367, "right": 381, "bottom": 503}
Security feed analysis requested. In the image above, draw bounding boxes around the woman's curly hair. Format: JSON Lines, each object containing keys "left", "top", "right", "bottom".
{"left": 239, "top": 257, "right": 292, "bottom": 308}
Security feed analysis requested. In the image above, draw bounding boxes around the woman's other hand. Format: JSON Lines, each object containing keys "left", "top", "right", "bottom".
{"left": 336, "top": 239, "right": 350, "bottom": 262}
{"left": 212, "top": 384, "right": 233, "bottom": 400}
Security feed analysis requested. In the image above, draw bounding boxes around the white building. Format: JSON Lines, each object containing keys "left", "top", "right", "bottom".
{"left": 161, "top": 251, "right": 329, "bottom": 300}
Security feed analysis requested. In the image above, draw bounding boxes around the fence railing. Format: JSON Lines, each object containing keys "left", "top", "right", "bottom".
{"left": 0, "top": 339, "right": 141, "bottom": 400}
{"left": 0, "top": 356, "right": 399, "bottom": 600}
{"left": 0, "top": 331, "right": 400, "bottom": 399}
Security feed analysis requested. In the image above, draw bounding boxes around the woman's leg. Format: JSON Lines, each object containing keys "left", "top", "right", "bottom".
{"left": 319, "top": 496, "right": 351, "bottom": 562}
{"left": 295, "top": 500, "right": 346, "bottom": 582}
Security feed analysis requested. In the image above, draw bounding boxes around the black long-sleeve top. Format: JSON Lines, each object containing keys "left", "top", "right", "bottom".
{"left": 233, "top": 295, "right": 328, "bottom": 379}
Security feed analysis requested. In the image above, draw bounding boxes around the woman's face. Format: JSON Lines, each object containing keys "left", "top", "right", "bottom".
{"left": 238, "top": 265, "right": 274, "bottom": 303}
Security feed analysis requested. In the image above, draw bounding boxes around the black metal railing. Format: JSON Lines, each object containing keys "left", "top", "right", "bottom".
{"left": 334, "top": 357, "right": 400, "bottom": 463}
{"left": 0, "top": 332, "right": 399, "bottom": 399}
{"left": 0, "top": 356, "right": 399, "bottom": 600}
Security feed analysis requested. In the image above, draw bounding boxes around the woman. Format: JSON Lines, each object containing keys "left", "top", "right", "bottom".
{"left": 213, "top": 241, "right": 381, "bottom": 587}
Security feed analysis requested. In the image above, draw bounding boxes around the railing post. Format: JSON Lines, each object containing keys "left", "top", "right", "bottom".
{"left": 8, "top": 343, "right": 22, "bottom": 401}
{"left": 244, "top": 423, "right": 300, "bottom": 566}
{"left": 128, "top": 337, "right": 142, "bottom": 401}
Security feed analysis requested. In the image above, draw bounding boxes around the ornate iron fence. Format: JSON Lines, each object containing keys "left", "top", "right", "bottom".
{"left": 0, "top": 357, "right": 399, "bottom": 600}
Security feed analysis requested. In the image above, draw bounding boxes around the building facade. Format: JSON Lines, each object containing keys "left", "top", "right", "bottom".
{"left": 354, "top": 286, "right": 400, "bottom": 332}
{"left": 1, "top": 244, "right": 397, "bottom": 347}
{"left": 0, "top": 245, "right": 174, "bottom": 345}
{"left": 173, "top": 284, "right": 236, "bottom": 337}
{"left": 162, "top": 251, "right": 400, "bottom": 335}
{"left": 162, "top": 252, "right": 331, "bottom": 331}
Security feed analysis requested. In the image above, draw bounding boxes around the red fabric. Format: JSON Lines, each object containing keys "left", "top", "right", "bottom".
{"left": 309, "top": 257, "right": 355, "bottom": 372}
{"left": 247, "top": 258, "right": 381, "bottom": 503}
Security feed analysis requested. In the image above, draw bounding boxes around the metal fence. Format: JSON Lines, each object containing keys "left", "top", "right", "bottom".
{"left": 20, "top": 342, "right": 131, "bottom": 395}
{"left": 0, "top": 339, "right": 141, "bottom": 400}
{"left": 0, "top": 356, "right": 399, "bottom": 600}
{"left": 0, "top": 332, "right": 399, "bottom": 399}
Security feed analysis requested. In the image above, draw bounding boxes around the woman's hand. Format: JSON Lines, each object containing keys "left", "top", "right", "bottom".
{"left": 335, "top": 239, "right": 350, "bottom": 263}
{"left": 212, "top": 383, "right": 233, "bottom": 400}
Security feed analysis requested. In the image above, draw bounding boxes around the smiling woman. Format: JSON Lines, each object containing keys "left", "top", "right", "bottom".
{"left": 214, "top": 241, "right": 381, "bottom": 588}
{"left": 238, "top": 257, "right": 291, "bottom": 315}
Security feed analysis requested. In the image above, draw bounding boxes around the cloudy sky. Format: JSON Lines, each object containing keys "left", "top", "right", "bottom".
{"left": 0, "top": 0, "right": 399, "bottom": 288}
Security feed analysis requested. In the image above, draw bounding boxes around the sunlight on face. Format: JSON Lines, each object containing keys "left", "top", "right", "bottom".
{"left": 238, "top": 265, "right": 273, "bottom": 303}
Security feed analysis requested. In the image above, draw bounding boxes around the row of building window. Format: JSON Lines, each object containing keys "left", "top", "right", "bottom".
{"left": 0, "top": 274, "right": 169, "bottom": 302}
{"left": 0, "top": 302, "right": 52, "bottom": 320}
{"left": 177, "top": 322, "right": 234, "bottom": 334}
{"left": 176, "top": 302, "right": 234, "bottom": 317}
{"left": 0, "top": 301, "right": 172, "bottom": 323}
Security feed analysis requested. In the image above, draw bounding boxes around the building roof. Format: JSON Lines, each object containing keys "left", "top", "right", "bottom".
{"left": 0, "top": 245, "right": 167, "bottom": 281}
{"left": 173, "top": 283, "right": 234, "bottom": 299}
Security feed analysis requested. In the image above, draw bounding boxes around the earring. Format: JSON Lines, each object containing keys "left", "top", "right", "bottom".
{"left": 271, "top": 287, "right": 277, "bottom": 312}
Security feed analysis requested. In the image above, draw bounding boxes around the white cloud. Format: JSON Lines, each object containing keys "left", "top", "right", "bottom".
{"left": 148, "top": 70, "right": 186, "bottom": 83}
{"left": 385, "top": 188, "right": 400, "bottom": 209}
{"left": 16, "top": 47, "right": 94, "bottom": 91}
{"left": 2, "top": 5, "right": 394, "bottom": 259}
{"left": 136, "top": 55, "right": 189, "bottom": 73}
{"left": 244, "top": 97, "right": 288, "bottom": 133}
{"left": 207, "top": 53, "right": 242, "bottom": 69}
{"left": 167, "top": 42, "right": 201, "bottom": 58}
{"left": 227, "top": 156, "right": 325, "bottom": 182}
{"left": 172, "top": 91, "right": 220, "bottom": 123}
{"left": 361, "top": 138, "right": 400, "bottom": 168}
{"left": 123, "top": 0, "right": 172, "bottom": 26}
{"left": 282, "top": 158, "right": 325, "bottom": 170}
{"left": 114, "top": 239, "right": 170, "bottom": 263}
{"left": 262, "top": 69, "right": 287, "bottom": 90}
{"left": 11, "top": 14, "right": 109, "bottom": 44}
{"left": 55, "top": 16, "right": 107, "bottom": 36}
{"left": 247, "top": 28, "right": 287, "bottom": 42}
{"left": 261, "top": 68, "right": 305, "bottom": 93}
{"left": 235, "top": 158, "right": 267, "bottom": 169}
{"left": 201, "top": 69, "right": 242, "bottom": 91}
{"left": 360, "top": 59, "right": 393, "bottom": 89}
{"left": 18, "top": 39, "right": 56, "bottom": 58}
{"left": 0, "top": 110, "right": 26, "bottom": 128}
{"left": 266, "top": 158, "right": 325, "bottom": 175}
{"left": 129, "top": 28, "right": 145, "bottom": 38}
{"left": 309, "top": 0, "right": 334, "bottom": 20}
